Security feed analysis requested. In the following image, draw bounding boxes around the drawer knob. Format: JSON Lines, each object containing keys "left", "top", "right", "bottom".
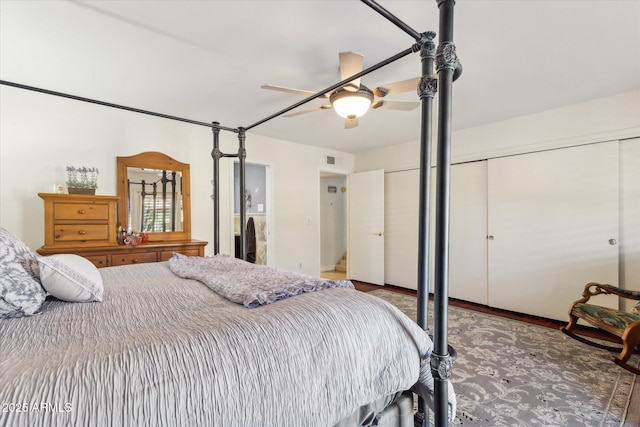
{"left": 77, "top": 209, "right": 86, "bottom": 214}
{"left": 78, "top": 230, "right": 86, "bottom": 235}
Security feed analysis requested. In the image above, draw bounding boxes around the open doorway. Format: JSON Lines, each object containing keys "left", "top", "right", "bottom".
{"left": 319, "top": 172, "right": 348, "bottom": 280}
{"left": 233, "top": 162, "right": 271, "bottom": 265}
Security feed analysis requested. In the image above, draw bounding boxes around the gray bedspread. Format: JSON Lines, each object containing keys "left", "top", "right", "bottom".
{"left": 0, "top": 262, "right": 455, "bottom": 426}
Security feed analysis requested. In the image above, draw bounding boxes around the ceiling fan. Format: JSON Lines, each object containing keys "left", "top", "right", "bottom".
{"left": 261, "top": 52, "right": 420, "bottom": 129}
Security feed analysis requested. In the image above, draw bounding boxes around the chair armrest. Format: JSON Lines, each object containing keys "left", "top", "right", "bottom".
{"left": 582, "top": 283, "right": 640, "bottom": 301}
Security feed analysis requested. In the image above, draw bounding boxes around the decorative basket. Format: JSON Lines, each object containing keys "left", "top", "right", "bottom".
{"left": 68, "top": 188, "right": 96, "bottom": 195}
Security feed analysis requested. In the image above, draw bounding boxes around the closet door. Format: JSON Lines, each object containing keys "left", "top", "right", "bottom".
{"left": 488, "top": 142, "right": 619, "bottom": 321}
{"left": 384, "top": 162, "right": 487, "bottom": 299}
{"left": 620, "top": 138, "right": 640, "bottom": 312}
{"left": 349, "top": 170, "right": 385, "bottom": 285}
{"left": 384, "top": 169, "right": 419, "bottom": 289}
{"left": 448, "top": 161, "right": 488, "bottom": 305}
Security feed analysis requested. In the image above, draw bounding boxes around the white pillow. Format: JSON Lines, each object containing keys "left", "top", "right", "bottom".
{"left": 38, "top": 254, "right": 103, "bottom": 302}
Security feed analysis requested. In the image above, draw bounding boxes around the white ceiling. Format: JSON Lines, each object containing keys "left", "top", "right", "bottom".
{"left": 1, "top": 0, "right": 639, "bottom": 153}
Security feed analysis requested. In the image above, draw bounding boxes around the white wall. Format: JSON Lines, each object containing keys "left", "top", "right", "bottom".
{"left": 237, "top": 135, "right": 354, "bottom": 274}
{"left": 356, "top": 90, "right": 640, "bottom": 171}
{"left": 0, "top": 85, "right": 354, "bottom": 276}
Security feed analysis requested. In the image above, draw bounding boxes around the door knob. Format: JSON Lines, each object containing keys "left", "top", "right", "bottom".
{"left": 608, "top": 239, "right": 617, "bottom": 245}
{"left": 374, "top": 232, "right": 384, "bottom": 236}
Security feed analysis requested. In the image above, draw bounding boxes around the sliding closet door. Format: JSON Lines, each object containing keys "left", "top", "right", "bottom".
{"left": 488, "top": 142, "right": 619, "bottom": 321}
{"left": 384, "top": 162, "right": 487, "bottom": 298}
{"left": 384, "top": 169, "right": 419, "bottom": 289}
{"left": 620, "top": 138, "right": 640, "bottom": 312}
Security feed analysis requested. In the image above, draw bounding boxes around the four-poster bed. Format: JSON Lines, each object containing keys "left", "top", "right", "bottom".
{"left": 210, "top": 1, "right": 462, "bottom": 423}
{"left": 0, "top": 0, "right": 461, "bottom": 425}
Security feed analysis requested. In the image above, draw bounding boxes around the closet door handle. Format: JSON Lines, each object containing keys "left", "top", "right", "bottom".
{"left": 608, "top": 239, "right": 617, "bottom": 245}
{"left": 374, "top": 231, "right": 384, "bottom": 236}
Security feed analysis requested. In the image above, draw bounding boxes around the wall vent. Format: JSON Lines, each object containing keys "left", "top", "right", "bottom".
{"left": 326, "top": 156, "right": 336, "bottom": 165}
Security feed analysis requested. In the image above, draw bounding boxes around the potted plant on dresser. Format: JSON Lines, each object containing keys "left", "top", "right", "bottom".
{"left": 66, "top": 166, "right": 99, "bottom": 194}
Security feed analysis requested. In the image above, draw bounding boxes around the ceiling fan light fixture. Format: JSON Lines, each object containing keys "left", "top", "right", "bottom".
{"left": 330, "top": 87, "right": 374, "bottom": 119}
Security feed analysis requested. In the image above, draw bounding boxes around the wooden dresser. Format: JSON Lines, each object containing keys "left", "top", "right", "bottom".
{"left": 37, "top": 193, "right": 206, "bottom": 268}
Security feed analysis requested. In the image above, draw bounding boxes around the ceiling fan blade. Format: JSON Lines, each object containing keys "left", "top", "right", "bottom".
{"left": 344, "top": 117, "right": 359, "bottom": 129}
{"left": 282, "top": 104, "right": 332, "bottom": 118}
{"left": 371, "top": 100, "right": 420, "bottom": 111}
{"left": 261, "top": 84, "right": 328, "bottom": 98}
{"left": 339, "top": 52, "right": 364, "bottom": 92}
{"left": 373, "top": 77, "right": 420, "bottom": 97}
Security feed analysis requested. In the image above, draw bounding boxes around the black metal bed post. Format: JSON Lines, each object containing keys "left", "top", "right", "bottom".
{"left": 359, "top": 1, "right": 460, "bottom": 425}
{"left": 432, "top": 0, "right": 459, "bottom": 425}
{"left": 415, "top": 30, "right": 437, "bottom": 427}
{"left": 211, "top": 122, "right": 221, "bottom": 254}
{"left": 238, "top": 128, "right": 247, "bottom": 260}
{"left": 212, "top": 122, "right": 247, "bottom": 259}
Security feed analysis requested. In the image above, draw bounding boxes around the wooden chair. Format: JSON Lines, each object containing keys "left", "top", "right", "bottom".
{"left": 561, "top": 282, "right": 640, "bottom": 375}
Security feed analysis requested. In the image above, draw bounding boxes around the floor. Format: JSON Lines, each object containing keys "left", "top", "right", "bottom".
{"left": 350, "top": 280, "right": 640, "bottom": 427}
{"left": 320, "top": 270, "right": 347, "bottom": 281}
{"left": 352, "top": 281, "right": 618, "bottom": 340}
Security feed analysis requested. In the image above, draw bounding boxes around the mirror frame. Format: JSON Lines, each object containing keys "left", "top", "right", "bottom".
{"left": 117, "top": 151, "right": 191, "bottom": 242}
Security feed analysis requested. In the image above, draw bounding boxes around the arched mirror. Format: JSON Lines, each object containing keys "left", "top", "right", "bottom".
{"left": 117, "top": 152, "right": 191, "bottom": 242}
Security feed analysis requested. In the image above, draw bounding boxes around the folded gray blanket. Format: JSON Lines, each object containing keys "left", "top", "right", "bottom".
{"left": 168, "top": 253, "right": 354, "bottom": 308}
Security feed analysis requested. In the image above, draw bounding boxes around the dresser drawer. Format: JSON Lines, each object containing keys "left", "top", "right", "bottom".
{"left": 54, "top": 203, "right": 110, "bottom": 221}
{"left": 54, "top": 224, "right": 110, "bottom": 242}
{"left": 85, "top": 255, "right": 109, "bottom": 268}
{"left": 160, "top": 249, "right": 201, "bottom": 261}
{"left": 110, "top": 252, "right": 157, "bottom": 266}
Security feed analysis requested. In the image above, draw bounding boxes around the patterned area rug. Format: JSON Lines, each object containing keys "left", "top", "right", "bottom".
{"left": 369, "top": 289, "right": 639, "bottom": 427}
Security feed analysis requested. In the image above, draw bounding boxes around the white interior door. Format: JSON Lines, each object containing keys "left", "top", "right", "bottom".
{"left": 488, "top": 142, "right": 619, "bottom": 320}
{"left": 449, "top": 161, "right": 488, "bottom": 305}
{"left": 385, "top": 170, "right": 419, "bottom": 289}
{"left": 348, "top": 169, "right": 384, "bottom": 285}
